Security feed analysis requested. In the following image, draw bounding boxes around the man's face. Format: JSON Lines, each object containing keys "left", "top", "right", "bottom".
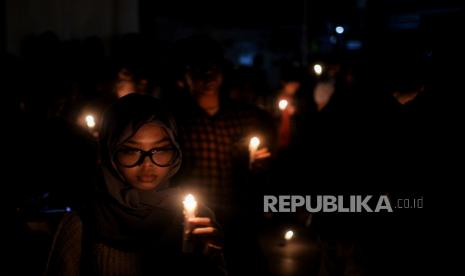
{"left": 184, "top": 64, "right": 224, "bottom": 97}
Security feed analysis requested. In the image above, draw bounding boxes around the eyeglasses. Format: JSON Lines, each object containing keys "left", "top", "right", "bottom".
{"left": 115, "top": 146, "right": 179, "bottom": 168}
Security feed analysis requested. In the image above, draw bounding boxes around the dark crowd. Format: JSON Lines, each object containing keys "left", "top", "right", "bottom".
{"left": 3, "top": 1, "right": 463, "bottom": 276}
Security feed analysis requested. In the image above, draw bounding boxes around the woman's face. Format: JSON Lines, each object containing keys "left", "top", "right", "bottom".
{"left": 115, "top": 123, "right": 176, "bottom": 190}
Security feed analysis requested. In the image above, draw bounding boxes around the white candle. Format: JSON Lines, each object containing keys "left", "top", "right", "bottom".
{"left": 278, "top": 99, "right": 289, "bottom": 111}
{"left": 249, "top": 136, "right": 260, "bottom": 168}
{"left": 183, "top": 194, "right": 197, "bottom": 219}
{"left": 182, "top": 194, "right": 197, "bottom": 253}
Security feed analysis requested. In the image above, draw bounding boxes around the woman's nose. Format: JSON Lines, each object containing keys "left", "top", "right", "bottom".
{"left": 140, "top": 155, "right": 156, "bottom": 167}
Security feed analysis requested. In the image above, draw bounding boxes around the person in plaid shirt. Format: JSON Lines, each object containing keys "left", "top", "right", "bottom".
{"left": 170, "top": 35, "right": 273, "bottom": 221}
{"left": 168, "top": 35, "right": 274, "bottom": 275}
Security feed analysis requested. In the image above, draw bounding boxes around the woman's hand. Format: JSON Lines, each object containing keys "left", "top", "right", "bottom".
{"left": 188, "top": 217, "right": 223, "bottom": 255}
{"left": 251, "top": 147, "right": 271, "bottom": 172}
{"left": 253, "top": 147, "right": 271, "bottom": 161}
{"left": 189, "top": 217, "right": 216, "bottom": 235}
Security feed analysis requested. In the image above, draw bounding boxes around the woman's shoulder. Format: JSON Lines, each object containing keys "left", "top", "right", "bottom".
{"left": 45, "top": 212, "right": 83, "bottom": 276}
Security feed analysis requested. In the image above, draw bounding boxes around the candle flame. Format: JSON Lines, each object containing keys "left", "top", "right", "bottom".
{"left": 313, "top": 64, "right": 323, "bottom": 76}
{"left": 85, "top": 115, "right": 96, "bottom": 129}
{"left": 278, "top": 99, "right": 289, "bottom": 111}
{"left": 249, "top": 137, "right": 260, "bottom": 151}
{"left": 183, "top": 194, "right": 197, "bottom": 212}
{"left": 284, "top": 230, "right": 294, "bottom": 241}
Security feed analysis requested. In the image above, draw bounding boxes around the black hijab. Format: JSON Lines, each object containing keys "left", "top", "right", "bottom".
{"left": 88, "top": 93, "right": 183, "bottom": 250}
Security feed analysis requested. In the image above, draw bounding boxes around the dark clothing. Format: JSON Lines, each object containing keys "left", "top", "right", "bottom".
{"left": 46, "top": 208, "right": 224, "bottom": 276}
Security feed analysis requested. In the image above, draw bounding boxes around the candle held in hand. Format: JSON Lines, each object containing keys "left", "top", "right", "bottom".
{"left": 249, "top": 136, "right": 260, "bottom": 168}
{"left": 183, "top": 194, "right": 197, "bottom": 219}
{"left": 182, "top": 194, "right": 197, "bottom": 253}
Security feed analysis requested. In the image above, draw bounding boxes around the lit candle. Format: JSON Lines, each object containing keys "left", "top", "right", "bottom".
{"left": 278, "top": 99, "right": 289, "bottom": 111}
{"left": 85, "top": 115, "right": 96, "bottom": 129}
{"left": 284, "top": 230, "right": 294, "bottom": 241}
{"left": 313, "top": 64, "right": 323, "bottom": 76}
{"left": 83, "top": 114, "right": 100, "bottom": 138}
{"left": 249, "top": 136, "right": 260, "bottom": 168}
{"left": 182, "top": 194, "right": 197, "bottom": 253}
{"left": 279, "top": 229, "right": 295, "bottom": 247}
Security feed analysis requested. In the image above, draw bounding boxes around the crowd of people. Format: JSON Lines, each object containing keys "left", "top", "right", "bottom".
{"left": 5, "top": 31, "right": 448, "bottom": 275}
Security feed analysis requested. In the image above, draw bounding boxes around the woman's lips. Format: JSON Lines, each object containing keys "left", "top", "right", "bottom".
{"left": 137, "top": 175, "right": 157, "bottom": 182}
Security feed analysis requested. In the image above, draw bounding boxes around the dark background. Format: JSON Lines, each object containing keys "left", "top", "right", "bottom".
{"left": 3, "top": 0, "right": 463, "bottom": 275}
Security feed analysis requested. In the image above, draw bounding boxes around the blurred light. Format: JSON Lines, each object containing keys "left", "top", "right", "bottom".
{"left": 330, "top": 35, "right": 337, "bottom": 44}
{"left": 85, "top": 115, "right": 96, "bottom": 129}
{"left": 335, "top": 26, "right": 344, "bottom": 34}
{"left": 41, "top": 207, "right": 72, "bottom": 214}
{"left": 278, "top": 99, "right": 289, "bottom": 111}
{"left": 239, "top": 54, "right": 254, "bottom": 66}
{"left": 249, "top": 137, "right": 260, "bottom": 151}
{"left": 313, "top": 64, "right": 323, "bottom": 76}
{"left": 183, "top": 194, "right": 197, "bottom": 213}
{"left": 284, "top": 230, "right": 294, "bottom": 240}
{"left": 346, "top": 40, "right": 362, "bottom": 50}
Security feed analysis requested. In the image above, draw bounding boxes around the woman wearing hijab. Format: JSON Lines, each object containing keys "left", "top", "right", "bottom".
{"left": 46, "top": 93, "right": 224, "bottom": 275}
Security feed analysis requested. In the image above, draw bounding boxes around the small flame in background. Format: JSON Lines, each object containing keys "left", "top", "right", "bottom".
{"left": 284, "top": 230, "right": 294, "bottom": 241}
{"left": 313, "top": 64, "right": 323, "bottom": 76}
{"left": 249, "top": 137, "right": 260, "bottom": 150}
{"left": 279, "top": 99, "right": 289, "bottom": 111}
{"left": 85, "top": 115, "right": 96, "bottom": 129}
